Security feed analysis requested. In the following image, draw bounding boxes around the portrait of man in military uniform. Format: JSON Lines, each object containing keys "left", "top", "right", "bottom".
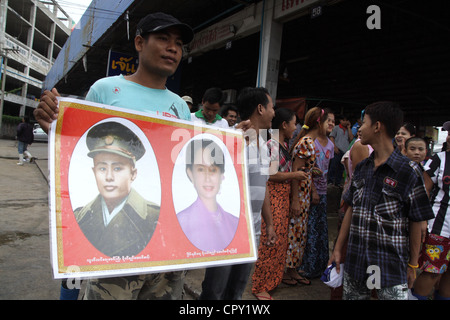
{"left": 73, "top": 121, "right": 160, "bottom": 258}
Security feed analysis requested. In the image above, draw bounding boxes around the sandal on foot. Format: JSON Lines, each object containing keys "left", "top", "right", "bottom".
{"left": 254, "top": 292, "right": 274, "bottom": 300}
{"left": 295, "top": 275, "right": 311, "bottom": 286}
{"left": 282, "top": 276, "right": 297, "bottom": 286}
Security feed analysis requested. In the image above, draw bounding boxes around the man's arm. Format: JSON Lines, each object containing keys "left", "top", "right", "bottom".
{"left": 347, "top": 123, "right": 354, "bottom": 142}
{"left": 350, "top": 141, "right": 370, "bottom": 169}
{"left": 328, "top": 205, "right": 353, "bottom": 274}
{"left": 268, "top": 170, "right": 308, "bottom": 182}
{"left": 407, "top": 221, "right": 423, "bottom": 288}
{"left": 423, "top": 171, "right": 434, "bottom": 197}
{"left": 235, "top": 119, "right": 252, "bottom": 132}
{"left": 406, "top": 166, "right": 436, "bottom": 286}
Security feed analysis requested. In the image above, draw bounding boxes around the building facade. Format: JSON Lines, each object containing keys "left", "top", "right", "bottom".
{"left": 0, "top": 0, "right": 72, "bottom": 119}
{"left": 41, "top": 0, "right": 450, "bottom": 129}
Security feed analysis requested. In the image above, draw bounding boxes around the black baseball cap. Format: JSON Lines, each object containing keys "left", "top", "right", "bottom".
{"left": 136, "top": 12, "right": 194, "bottom": 44}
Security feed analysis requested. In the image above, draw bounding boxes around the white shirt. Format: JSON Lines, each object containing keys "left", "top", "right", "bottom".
{"left": 424, "top": 151, "right": 450, "bottom": 238}
{"left": 101, "top": 196, "right": 127, "bottom": 227}
{"left": 190, "top": 112, "right": 230, "bottom": 129}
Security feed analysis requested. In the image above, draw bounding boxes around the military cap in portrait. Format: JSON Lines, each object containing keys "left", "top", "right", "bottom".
{"left": 86, "top": 121, "right": 146, "bottom": 162}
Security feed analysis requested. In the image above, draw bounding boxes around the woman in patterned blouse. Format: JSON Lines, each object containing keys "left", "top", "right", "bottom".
{"left": 285, "top": 107, "right": 328, "bottom": 286}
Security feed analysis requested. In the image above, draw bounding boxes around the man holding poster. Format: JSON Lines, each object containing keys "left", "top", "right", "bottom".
{"left": 199, "top": 87, "right": 276, "bottom": 300}
{"left": 35, "top": 12, "right": 194, "bottom": 300}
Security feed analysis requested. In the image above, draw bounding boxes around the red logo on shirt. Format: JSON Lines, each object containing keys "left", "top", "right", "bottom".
{"left": 113, "top": 87, "right": 120, "bottom": 94}
{"left": 384, "top": 177, "right": 398, "bottom": 188}
{"left": 161, "top": 112, "right": 178, "bottom": 119}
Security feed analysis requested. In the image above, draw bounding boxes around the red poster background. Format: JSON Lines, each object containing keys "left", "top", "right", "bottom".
{"left": 51, "top": 100, "right": 255, "bottom": 276}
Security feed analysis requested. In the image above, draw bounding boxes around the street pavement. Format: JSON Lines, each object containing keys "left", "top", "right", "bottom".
{"left": 0, "top": 138, "right": 339, "bottom": 300}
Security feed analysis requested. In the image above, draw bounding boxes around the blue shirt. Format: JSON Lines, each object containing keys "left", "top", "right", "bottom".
{"left": 85, "top": 74, "right": 191, "bottom": 121}
{"left": 343, "top": 148, "right": 434, "bottom": 287}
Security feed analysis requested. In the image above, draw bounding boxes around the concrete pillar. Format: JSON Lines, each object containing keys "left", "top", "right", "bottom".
{"left": 256, "top": 0, "right": 283, "bottom": 101}
{"left": 48, "top": 21, "right": 56, "bottom": 60}
{"left": 28, "top": 1, "right": 36, "bottom": 51}
{"left": 19, "top": 80, "right": 27, "bottom": 117}
{"left": 0, "top": 0, "right": 8, "bottom": 51}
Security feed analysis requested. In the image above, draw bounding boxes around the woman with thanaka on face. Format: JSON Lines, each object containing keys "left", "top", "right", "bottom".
{"left": 251, "top": 108, "right": 308, "bottom": 299}
{"left": 176, "top": 138, "right": 239, "bottom": 252}
{"left": 284, "top": 107, "right": 328, "bottom": 286}
{"left": 395, "top": 123, "right": 416, "bottom": 155}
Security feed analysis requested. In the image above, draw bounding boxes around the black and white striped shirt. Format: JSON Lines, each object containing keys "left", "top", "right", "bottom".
{"left": 424, "top": 150, "right": 450, "bottom": 238}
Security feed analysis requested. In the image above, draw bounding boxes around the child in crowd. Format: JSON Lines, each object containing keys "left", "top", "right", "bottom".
{"left": 412, "top": 122, "right": 450, "bottom": 300}
{"left": 404, "top": 137, "right": 428, "bottom": 167}
{"left": 328, "top": 101, "right": 434, "bottom": 300}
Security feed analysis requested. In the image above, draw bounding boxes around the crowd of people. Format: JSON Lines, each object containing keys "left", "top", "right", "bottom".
{"left": 184, "top": 88, "right": 450, "bottom": 302}
{"left": 33, "top": 12, "right": 449, "bottom": 301}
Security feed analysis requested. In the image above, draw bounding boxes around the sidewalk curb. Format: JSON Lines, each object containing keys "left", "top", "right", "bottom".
{"left": 1, "top": 155, "right": 49, "bottom": 184}
{"left": 35, "top": 160, "right": 49, "bottom": 184}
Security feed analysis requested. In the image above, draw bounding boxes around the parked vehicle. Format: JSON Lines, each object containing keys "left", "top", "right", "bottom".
{"left": 33, "top": 126, "right": 48, "bottom": 142}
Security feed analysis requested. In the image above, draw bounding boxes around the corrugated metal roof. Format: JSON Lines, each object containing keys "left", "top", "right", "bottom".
{"left": 43, "top": 0, "right": 135, "bottom": 89}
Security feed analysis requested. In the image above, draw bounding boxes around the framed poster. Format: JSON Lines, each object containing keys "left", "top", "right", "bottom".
{"left": 49, "top": 98, "right": 256, "bottom": 279}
